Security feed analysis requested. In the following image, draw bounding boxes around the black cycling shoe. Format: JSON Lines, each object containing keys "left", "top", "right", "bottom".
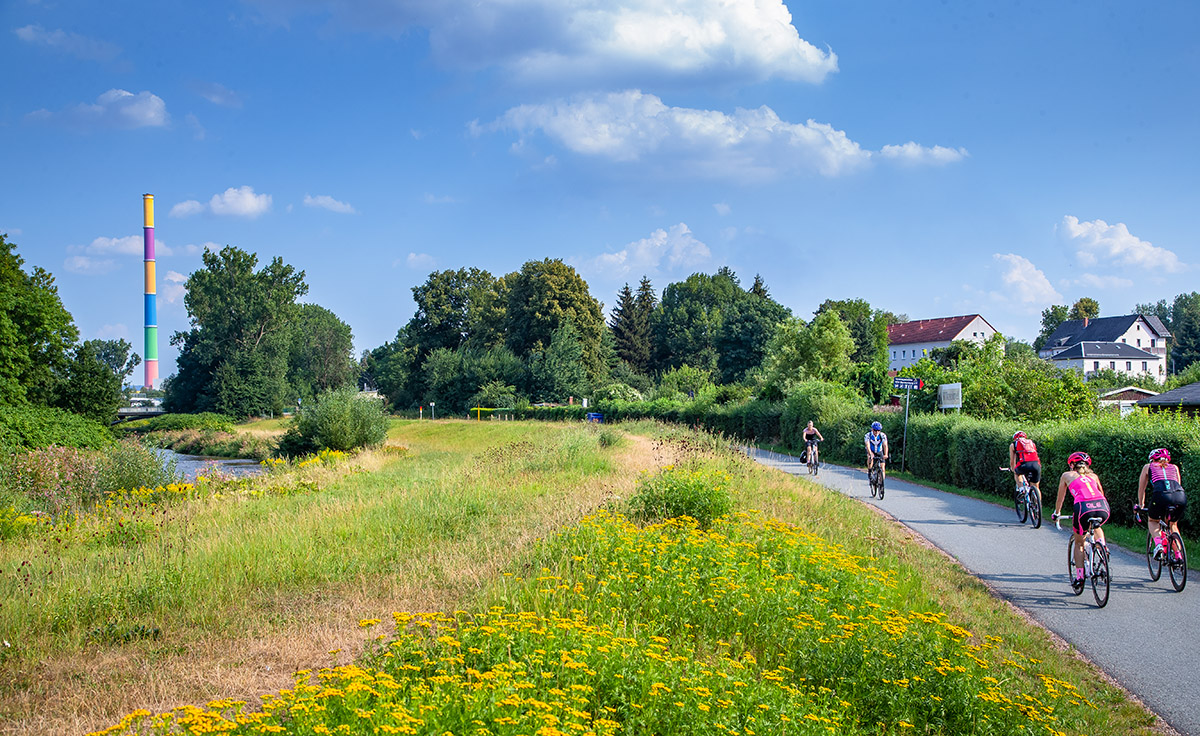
{"left": 1071, "top": 577, "right": 1085, "bottom": 594}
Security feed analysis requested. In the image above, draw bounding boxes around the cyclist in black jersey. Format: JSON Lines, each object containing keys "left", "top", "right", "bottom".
{"left": 802, "top": 421, "right": 824, "bottom": 466}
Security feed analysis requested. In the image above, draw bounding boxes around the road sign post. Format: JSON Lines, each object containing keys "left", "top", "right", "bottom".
{"left": 893, "top": 377, "right": 925, "bottom": 473}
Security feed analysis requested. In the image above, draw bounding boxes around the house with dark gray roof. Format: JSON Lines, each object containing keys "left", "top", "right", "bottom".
{"left": 1137, "top": 382, "right": 1200, "bottom": 417}
{"left": 1039, "top": 314, "right": 1170, "bottom": 383}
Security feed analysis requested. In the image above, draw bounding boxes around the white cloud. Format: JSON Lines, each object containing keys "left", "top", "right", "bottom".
{"left": 95, "top": 323, "right": 130, "bottom": 340}
{"left": 63, "top": 255, "right": 117, "bottom": 275}
{"left": 1058, "top": 215, "right": 1184, "bottom": 273}
{"left": 248, "top": 0, "right": 837, "bottom": 86}
{"left": 713, "top": 202, "right": 731, "bottom": 216}
{"left": 77, "top": 235, "right": 142, "bottom": 256}
{"left": 186, "top": 113, "right": 206, "bottom": 141}
{"left": 14, "top": 24, "right": 120, "bottom": 61}
{"left": 989, "top": 253, "right": 1062, "bottom": 307}
{"left": 422, "top": 193, "right": 459, "bottom": 204}
{"left": 404, "top": 252, "right": 437, "bottom": 270}
{"left": 585, "top": 222, "right": 711, "bottom": 279}
{"left": 304, "top": 194, "right": 357, "bottom": 214}
{"left": 879, "top": 141, "right": 969, "bottom": 165}
{"left": 163, "top": 270, "right": 187, "bottom": 303}
{"left": 209, "top": 186, "right": 272, "bottom": 217}
{"left": 170, "top": 200, "right": 205, "bottom": 218}
{"left": 190, "top": 81, "right": 243, "bottom": 108}
{"left": 28, "top": 89, "right": 168, "bottom": 129}
{"left": 482, "top": 91, "right": 965, "bottom": 181}
{"left": 1067, "top": 273, "right": 1135, "bottom": 290}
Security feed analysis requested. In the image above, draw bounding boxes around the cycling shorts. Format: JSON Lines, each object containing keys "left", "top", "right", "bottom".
{"left": 1148, "top": 489, "right": 1187, "bottom": 522}
{"left": 868, "top": 452, "right": 885, "bottom": 466}
{"left": 1072, "top": 498, "right": 1110, "bottom": 535}
{"left": 1015, "top": 460, "right": 1041, "bottom": 485}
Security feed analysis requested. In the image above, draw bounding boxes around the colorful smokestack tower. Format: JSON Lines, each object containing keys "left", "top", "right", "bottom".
{"left": 143, "top": 194, "right": 158, "bottom": 389}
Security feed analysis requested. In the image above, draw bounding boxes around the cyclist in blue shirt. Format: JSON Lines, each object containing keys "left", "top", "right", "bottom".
{"left": 864, "top": 421, "right": 889, "bottom": 482}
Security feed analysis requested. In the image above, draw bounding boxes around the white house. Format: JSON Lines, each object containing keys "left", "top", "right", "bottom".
{"left": 1046, "top": 342, "right": 1165, "bottom": 382}
{"left": 887, "top": 314, "right": 997, "bottom": 371}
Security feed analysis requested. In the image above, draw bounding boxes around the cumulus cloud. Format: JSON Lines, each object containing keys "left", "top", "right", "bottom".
{"left": 27, "top": 89, "right": 168, "bottom": 129}
{"left": 209, "top": 186, "right": 272, "bottom": 217}
{"left": 1058, "top": 215, "right": 1184, "bottom": 273}
{"left": 64, "top": 255, "right": 117, "bottom": 275}
{"left": 990, "top": 254, "right": 1062, "bottom": 307}
{"left": 585, "top": 223, "right": 711, "bottom": 279}
{"left": 66, "top": 234, "right": 198, "bottom": 259}
{"left": 480, "top": 91, "right": 965, "bottom": 181}
{"left": 190, "top": 81, "right": 243, "bottom": 108}
{"left": 404, "top": 252, "right": 437, "bottom": 270}
{"left": 1067, "top": 273, "right": 1135, "bottom": 290}
{"left": 304, "top": 194, "right": 357, "bottom": 214}
{"left": 247, "top": 0, "right": 837, "bottom": 86}
{"left": 713, "top": 203, "right": 731, "bottom": 216}
{"left": 170, "top": 200, "right": 205, "bottom": 218}
{"left": 163, "top": 270, "right": 188, "bottom": 304}
{"left": 879, "top": 142, "right": 969, "bottom": 165}
{"left": 14, "top": 24, "right": 121, "bottom": 61}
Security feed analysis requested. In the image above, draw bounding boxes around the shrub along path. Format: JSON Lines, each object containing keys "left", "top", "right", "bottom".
{"left": 749, "top": 448, "right": 1197, "bottom": 736}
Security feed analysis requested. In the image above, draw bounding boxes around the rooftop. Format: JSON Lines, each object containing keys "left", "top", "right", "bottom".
{"left": 887, "top": 314, "right": 993, "bottom": 346}
{"left": 1043, "top": 314, "right": 1171, "bottom": 350}
{"left": 1048, "top": 342, "right": 1160, "bottom": 360}
{"left": 1137, "top": 382, "right": 1200, "bottom": 407}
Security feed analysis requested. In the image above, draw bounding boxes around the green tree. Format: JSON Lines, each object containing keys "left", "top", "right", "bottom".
{"left": 657, "top": 364, "right": 714, "bottom": 397}
{"left": 611, "top": 282, "right": 653, "bottom": 374}
{"left": 166, "top": 246, "right": 308, "bottom": 417}
{"left": 504, "top": 259, "right": 606, "bottom": 380}
{"left": 470, "top": 380, "right": 519, "bottom": 409}
{"left": 650, "top": 268, "right": 741, "bottom": 374}
{"left": 407, "top": 268, "right": 507, "bottom": 356}
{"left": 814, "top": 298, "right": 892, "bottom": 402}
{"left": 1170, "top": 292, "right": 1200, "bottom": 372}
{"left": 0, "top": 235, "right": 79, "bottom": 406}
{"left": 528, "top": 321, "right": 589, "bottom": 402}
{"left": 759, "top": 312, "right": 855, "bottom": 398}
{"left": 288, "top": 304, "right": 358, "bottom": 404}
{"left": 422, "top": 346, "right": 526, "bottom": 413}
{"left": 1068, "top": 297, "right": 1100, "bottom": 321}
{"left": 1034, "top": 304, "right": 1069, "bottom": 351}
{"left": 52, "top": 340, "right": 137, "bottom": 423}
{"left": 715, "top": 295, "right": 790, "bottom": 384}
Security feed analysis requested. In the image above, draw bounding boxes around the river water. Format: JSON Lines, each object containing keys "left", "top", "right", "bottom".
{"left": 156, "top": 448, "right": 265, "bottom": 481}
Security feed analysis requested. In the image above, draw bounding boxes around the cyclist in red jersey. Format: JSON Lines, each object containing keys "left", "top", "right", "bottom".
{"left": 1053, "top": 452, "right": 1109, "bottom": 589}
{"left": 1137, "top": 448, "right": 1187, "bottom": 560}
{"left": 1008, "top": 431, "right": 1042, "bottom": 501}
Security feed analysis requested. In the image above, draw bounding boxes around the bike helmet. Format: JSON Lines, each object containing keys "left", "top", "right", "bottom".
{"left": 1013, "top": 431, "right": 1026, "bottom": 441}
{"left": 870, "top": 421, "right": 882, "bottom": 431}
{"left": 1067, "top": 451, "right": 1091, "bottom": 467}
{"left": 1149, "top": 448, "right": 1171, "bottom": 462}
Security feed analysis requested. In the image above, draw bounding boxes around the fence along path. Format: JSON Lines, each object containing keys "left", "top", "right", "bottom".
{"left": 748, "top": 447, "right": 1198, "bottom": 736}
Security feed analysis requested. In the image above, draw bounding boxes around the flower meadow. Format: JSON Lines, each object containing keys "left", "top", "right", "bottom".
{"left": 96, "top": 503, "right": 1098, "bottom": 736}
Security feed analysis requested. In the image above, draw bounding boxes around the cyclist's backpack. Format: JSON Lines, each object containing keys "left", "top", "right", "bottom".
{"left": 1014, "top": 437, "right": 1039, "bottom": 464}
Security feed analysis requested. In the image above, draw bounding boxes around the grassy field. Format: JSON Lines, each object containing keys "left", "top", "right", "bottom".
{"left": 1, "top": 420, "right": 1166, "bottom": 735}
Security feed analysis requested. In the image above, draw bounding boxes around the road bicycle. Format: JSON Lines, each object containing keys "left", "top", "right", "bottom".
{"left": 999, "top": 467, "right": 1042, "bottom": 529}
{"left": 805, "top": 439, "right": 821, "bottom": 476}
{"left": 1053, "top": 513, "right": 1109, "bottom": 608}
{"left": 868, "top": 452, "right": 886, "bottom": 499}
{"left": 1134, "top": 503, "right": 1187, "bottom": 592}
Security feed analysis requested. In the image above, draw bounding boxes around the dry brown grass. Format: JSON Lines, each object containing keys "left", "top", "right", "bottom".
{"left": 0, "top": 429, "right": 663, "bottom": 736}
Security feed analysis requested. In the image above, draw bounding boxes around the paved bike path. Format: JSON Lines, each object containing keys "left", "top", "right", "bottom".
{"left": 749, "top": 448, "right": 1198, "bottom": 736}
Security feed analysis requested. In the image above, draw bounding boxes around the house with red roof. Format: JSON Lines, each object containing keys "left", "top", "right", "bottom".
{"left": 887, "top": 314, "right": 997, "bottom": 371}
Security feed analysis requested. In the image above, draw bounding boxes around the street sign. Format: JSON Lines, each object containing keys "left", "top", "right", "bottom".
{"left": 893, "top": 377, "right": 925, "bottom": 390}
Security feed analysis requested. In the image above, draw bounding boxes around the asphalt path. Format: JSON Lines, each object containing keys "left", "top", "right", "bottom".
{"left": 748, "top": 447, "right": 1198, "bottom": 736}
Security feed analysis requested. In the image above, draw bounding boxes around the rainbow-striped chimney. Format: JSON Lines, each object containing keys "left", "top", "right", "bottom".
{"left": 143, "top": 194, "right": 158, "bottom": 389}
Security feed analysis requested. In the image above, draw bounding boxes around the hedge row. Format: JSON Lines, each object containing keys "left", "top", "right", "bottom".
{"left": 518, "top": 382, "right": 1199, "bottom": 532}
{"left": 114, "top": 412, "right": 236, "bottom": 434}
{"left": 0, "top": 405, "right": 113, "bottom": 451}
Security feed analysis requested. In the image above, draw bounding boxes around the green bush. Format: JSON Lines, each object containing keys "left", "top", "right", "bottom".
{"left": 0, "top": 405, "right": 112, "bottom": 450}
{"left": 114, "top": 412, "right": 235, "bottom": 434}
{"left": 627, "top": 465, "right": 732, "bottom": 528}
{"left": 283, "top": 387, "right": 388, "bottom": 455}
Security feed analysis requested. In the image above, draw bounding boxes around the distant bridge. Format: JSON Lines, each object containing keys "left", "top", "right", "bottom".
{"left": 114, "top": 406, "right": 167, "bottom": 423}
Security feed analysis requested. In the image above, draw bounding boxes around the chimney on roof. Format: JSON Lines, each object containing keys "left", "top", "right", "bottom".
{"left": 1084, "top": 317, "right": 1089, "bottom": 328}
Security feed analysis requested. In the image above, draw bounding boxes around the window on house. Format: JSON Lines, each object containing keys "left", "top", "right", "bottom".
{"left": 1126, "top": 361, "right": 1132, "bottom": 371}
{"left": 892, "top": 351, "right": 896, "bottom": 359}
{"left": 902, "top": 350, "right": 906, "bottom": 358}
{"left": 1152, "top": 339, "right": 1156, "bottom": 348}
{"left": 1122, "top": 338, "right": 1127, "bottom": 343}
{"left": 1142, "top": 361, "right": 1148, "bottom": 372}
{"left": 1137, "top": 339, "right": 1141, "bottom": 346}
{"left": 1094, "top": 361, "right": 1100, "bottom": 372}
{"left": 923, "top": 349, "right": 928, "bottom": 356}
{"left": 1110, "top": 361, "right": 1116, "bottom": 370}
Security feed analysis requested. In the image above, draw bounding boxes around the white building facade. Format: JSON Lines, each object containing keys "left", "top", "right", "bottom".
{"left": 888, "top": 315, "right": 997, "bottom": 371}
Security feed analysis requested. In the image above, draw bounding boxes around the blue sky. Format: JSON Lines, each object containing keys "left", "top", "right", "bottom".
{"left": 2, "top": 0, "right": 1198, "bottom": 383}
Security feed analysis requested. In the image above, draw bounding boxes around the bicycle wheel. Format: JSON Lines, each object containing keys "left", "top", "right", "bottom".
{"left": 1068, "top": 538, "right": 1083, "bottom": 596}
{"left": 1029, "top": 488, "right": 1042, "bottom": 529}
{"left": 1091, "top": 543, "right": 1110, "bottom": 608}
{"left": 868, "top": 468, "right": 878, "bottom": 498}
{"left": 878, "top": 474, "right": 885, "bottom": 500}
{"left": 1168, "top": 533, "right": 1187, "bottom": 592}
{"left": 1014, "top": 484, "right": 1028, "bottom": 523}
{"left": 1147, "top": 532, "right": 1162, "bottom": 582}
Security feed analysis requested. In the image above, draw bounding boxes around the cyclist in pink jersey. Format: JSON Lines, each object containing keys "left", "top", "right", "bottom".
{"left": 1053, "top": 452, "right": 1109, "bottom": 589}
{"left": 1137, "top": 448, "right": 1187, "bottom": 559}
